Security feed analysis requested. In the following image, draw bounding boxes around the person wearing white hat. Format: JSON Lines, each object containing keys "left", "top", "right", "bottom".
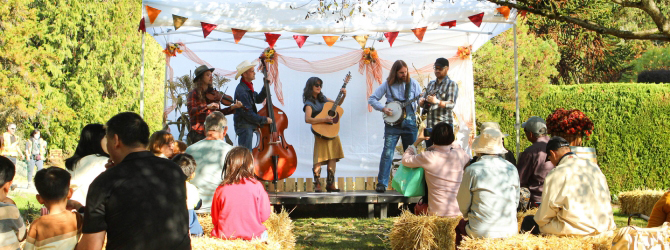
{"left": 455, "top": 128, "right": 520, "bottom": 242}
{"left": 233, "top": 60, "right": 272, "bottom": 151}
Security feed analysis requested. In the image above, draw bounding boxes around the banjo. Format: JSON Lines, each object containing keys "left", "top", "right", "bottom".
{"left": 383, "top": 89, "right": 437, "bottom": 126}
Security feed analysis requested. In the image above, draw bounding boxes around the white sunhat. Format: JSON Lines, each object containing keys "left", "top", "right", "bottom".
{"left": 235, "top": 60, "right": 258, "bottom": 80}
{"left": 472, "top": 128, "right": 508, "bottom": 155}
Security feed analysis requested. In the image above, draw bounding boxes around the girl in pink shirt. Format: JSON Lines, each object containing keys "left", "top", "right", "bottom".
{"left": 211, "top": 147, "right": 271, "bottom": 240}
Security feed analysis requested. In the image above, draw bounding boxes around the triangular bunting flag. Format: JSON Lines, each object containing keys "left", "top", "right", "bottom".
{"left": 468, "top": 12, "right": 485, "bottom": 27}
{"left": 323, "top": 36, "right": 339, "bottom": 47}
{"left": 353, "top": 35, "right": 369, "bottom": 49}
{"left": 172, "top": 15, "right": 187, "bottom": 30}
{"left": 520, "top": 10, "right": 528, "bottom": 19}
{"left": 145, "top": 6, "right": 161, "bottom": 24}
{"left": 496, "top": 6, "right": 511, "bottom": 20}
{"left": 440, "top": 21, "right": 457, "bottom": 28}
{"left": 411, "top": 27, "right": 427, "bottom": 42}
{"left": 232, "top": 28, "right": 247, "bottom": 44}
{"left": 293, "top": 35, "right": 308, "bottom": 48}
{"left": 265, "top": 33, "right": 281, "bottom": 48}
{"left": 138, "top": 17, "right": 146, "bottom": 33}
{"left": 384, "top": 32, "right": 399, "bottom": 47}
{"left": 201, "top": 22, "right": 217, "bottom": 38}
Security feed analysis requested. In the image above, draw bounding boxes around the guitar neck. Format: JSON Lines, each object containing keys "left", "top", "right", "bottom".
{"left": 330, "top": 72, "right": 351, "bottom": 111}
{"left": 400, "top": 89, "right": 437, "bottom": 108}
{"left": 261, "top": 62, "right": 277, "bottom": 132}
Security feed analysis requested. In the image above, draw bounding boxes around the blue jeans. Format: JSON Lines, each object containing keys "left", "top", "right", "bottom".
{"left": 377, "top": 113, "right": 418, "bottom": 188}
{"left": 235, "top": 126, "right": 255, "bottom": 151}
{"left": 28, "top": 158, "right": 43, "bottom": 183}
{"left": 188, "top": 209, "right": 203, "bottom": 236}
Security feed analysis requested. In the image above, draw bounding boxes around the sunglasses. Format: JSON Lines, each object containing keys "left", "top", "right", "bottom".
{"left": 314, "top": 84, "right": 322, "bottom": 88}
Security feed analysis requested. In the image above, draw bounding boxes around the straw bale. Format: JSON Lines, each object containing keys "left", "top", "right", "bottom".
{"left": 458, "top": 231, "right": 615, "bottom": 250}
{"left": 389, "top": 210, "right": 463, "bottom": 250}
{"left": 619, "top": 189, "right": 665, "bottom": 216}
{"left": 516, "top": 208, "right": 538, "bottom": 232}
{"left": 193, "top": 209, "right": 295, "bottom": 250}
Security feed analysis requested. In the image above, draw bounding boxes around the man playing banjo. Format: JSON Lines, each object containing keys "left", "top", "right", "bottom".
{"left": 368, "top": 60, "right": 422, "bottom": 193}
{"left": 420, "top": 58, "right": 458, "bottom": 147}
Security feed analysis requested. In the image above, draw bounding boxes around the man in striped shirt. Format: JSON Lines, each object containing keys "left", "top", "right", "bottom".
{"left": 0, "top": 156, "right": 26, "bottom": 250}
{"left": 420, "top": 58, "right": 459, "bottom": 147}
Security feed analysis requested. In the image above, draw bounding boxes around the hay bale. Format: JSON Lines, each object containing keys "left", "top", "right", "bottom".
{"left": 458, "top": 231, "right": 615, "bottom": 250}
{"left": 193, "top": 209, "right": 295, "bottom": 250}
{"left": 516, "top": 208, "right": 538, "bottom": 232}
{"left": 619, "top": 189, "right": 665, "bottom": 216}
{"left": 389, "top": 210, "right": 463, "bottom": 250}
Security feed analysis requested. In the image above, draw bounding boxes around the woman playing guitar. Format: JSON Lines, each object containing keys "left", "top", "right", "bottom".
{"left": 302, "top": 77, "right": 347, "bottom": 192}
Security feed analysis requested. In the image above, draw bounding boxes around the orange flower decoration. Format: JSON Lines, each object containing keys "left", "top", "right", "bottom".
{"left": 362, "top": 47, "right": 377, "bottom": 64}
{"left": 457, "top": 46, "right": 471, "bottom": 60}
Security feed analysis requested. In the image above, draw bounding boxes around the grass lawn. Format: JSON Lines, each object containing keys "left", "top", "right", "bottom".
{"left": 8, "top": 190, "right": 41, "bottom": 223}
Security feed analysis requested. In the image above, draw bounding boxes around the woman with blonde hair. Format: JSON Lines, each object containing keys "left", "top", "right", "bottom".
{"left": 148, "top": 130, "right": 175, "bottom": 158}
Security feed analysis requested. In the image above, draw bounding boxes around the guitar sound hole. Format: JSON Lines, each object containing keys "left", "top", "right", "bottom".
{"left": 328, "top": 110, "right": 336, "bottom": 117}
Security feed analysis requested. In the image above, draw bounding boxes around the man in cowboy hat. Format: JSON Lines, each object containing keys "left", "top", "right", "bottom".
{"left": 233, "top": 60, "right": 272, "bottom": 151}
{"left": 187, "top": 65, "right": 243, "bottom": 144}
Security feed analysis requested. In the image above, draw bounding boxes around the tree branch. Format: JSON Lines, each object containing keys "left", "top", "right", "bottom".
{"left": 488, "top": 0, "right": 670, "bottom": 41}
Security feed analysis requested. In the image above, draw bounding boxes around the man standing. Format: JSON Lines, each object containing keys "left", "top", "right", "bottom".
{"left": 419, "top": 58, "right": 459, "bottom": 147}
{"left": 77, "top": 112, "right": 190, "bottom": 250}
{"left": 25, "top": 129, "right": 47, "bottom": 185}
{"left": 2, "top": 124, "right": 24, "bottom": 165}
{"left": 521, "top": 136, "right": 616, "bottom": 236}
{"left": 185, "top": 111, "right": 234, "bottom": 212}
{"left": 517, "top": 116, "right": 554, "bottom": 209}
{"left": 233, "top": 60, "right": 272, "bottom": 151}
{"left": 187, "top": 65, "right": 243, "bottom": 144}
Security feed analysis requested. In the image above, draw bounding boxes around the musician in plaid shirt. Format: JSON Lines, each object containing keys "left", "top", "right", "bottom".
{"left": 420, "top": 58, "right": 459, "bottom": 147}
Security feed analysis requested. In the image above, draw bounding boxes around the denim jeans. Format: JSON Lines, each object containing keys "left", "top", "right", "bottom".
{"left": 188, "top": 209, "right": 204, "bottom": 236}
{"left": 377, "top": 112, "right": 418, "bottom": 188}
{"left": 235, "top": 126, "right": 255, "bottom": 151}
{"left": 28, "top": 158, "right": 43, "bottom": 183}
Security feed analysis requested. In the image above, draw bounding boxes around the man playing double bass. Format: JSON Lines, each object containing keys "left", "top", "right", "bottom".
{"left": 233, "top": 61, "right": 272, "bottom": 151}
{"left": 187, "top": 65, "right": 244, "bottom": 144}
{"left": 419, "top": 58, "right": 459, "bottom": 147}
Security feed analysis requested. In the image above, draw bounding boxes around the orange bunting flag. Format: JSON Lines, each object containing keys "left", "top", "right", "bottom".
{"left": 440, "top": 21, "right": 457, "bottom": 28}
{"left": 231, "top": 28, "right": 247, "bottom": 44}
{"left": 323, "top": 36, "right": 339, "bottom": 47}
{"left": 496, "top": 6, "right": 511, "bottom": 20}
{"left": 138, "top": 17, "right": 146, "bottom": 33}
{"left": 353, "top": 35, "right": 369, "bottom": 49}
{"left": 293, "top": 35, "right": 308, "bottom": 48}
{"left": 265, "top": 33, "right": 281, "bottom": 48}
{"left": 468, "top": 12, "right": 485, "bottom": 27}
{"left": 145, "top": 6, "right": 161, "bottom": 24}
{"left": 201, "top": 22, "right": 217, "bottom": 38}
{"left": 411, "top": 27, "right": 427, "bottom": 42}
{"left": 172, "top": 15, "right": 187, "bottom": 30}
{"left": 384, "top": 32, "right": 399, "bottom": 47}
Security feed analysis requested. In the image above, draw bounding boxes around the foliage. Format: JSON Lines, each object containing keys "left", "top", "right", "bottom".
{"left": 621, "top": 45, "right": 670, "bottom": 82}
{"left": 478, "top": 84, "right": 670, "bottom": 196}
{"left": 473, "top": 22, "right": 560, "bottom": 124}
{"left": 545, "top": 108, "right": 595, "bottom": 138}
{"left": 0, "top": 0, "right": 165, "bottom": 154}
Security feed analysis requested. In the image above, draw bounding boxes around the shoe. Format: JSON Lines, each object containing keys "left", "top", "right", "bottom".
{"left": 325, "top": 183, "right": 340, "bottom": 192}
{"left": 325, "top": 169, "right": 340, "bottom": 192}
{"left": 314, "top": 179, "right": 323, "bottom": 193}
{"left": 375, "top": 183, "right": 386, "bottom": 193}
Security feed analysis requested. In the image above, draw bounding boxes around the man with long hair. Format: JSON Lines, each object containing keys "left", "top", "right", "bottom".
{"left": 368, "top": 60, "right": 421, "bottom": 193}
{"left": 419, "top": 58, "right": 459, "bottom": 147}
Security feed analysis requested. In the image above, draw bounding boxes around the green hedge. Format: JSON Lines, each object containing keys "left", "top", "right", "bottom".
{"left": 478, "top": 83, "right": 670, "bottom": 196}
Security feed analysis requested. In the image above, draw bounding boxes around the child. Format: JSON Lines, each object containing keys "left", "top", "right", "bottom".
{"left": 172, "top": 154, "right": 203, "bottom": 237}
{"left": 25, "top": 167, "right": 82, "bottom": 250}
{"left": 173, "top": 141, "right": 188, "bottom": 155}
{"left": 0, "top": 156, "right": 26, "bottom": 249}
{"left": 211, "top": 147, "right": 271, "bottom": 240}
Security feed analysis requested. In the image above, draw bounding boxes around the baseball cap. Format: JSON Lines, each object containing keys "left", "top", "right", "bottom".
{"left": 480, "top": 122, "right": 509, "bottom": 137}
{"left": 522, "top": 116, "right": 547, "bottom": 134}
{"left": 545, "top": 136, "right": 571, "bottom": 156}
{"left": 434, "top": 58, "right": 449, "bottom": 68}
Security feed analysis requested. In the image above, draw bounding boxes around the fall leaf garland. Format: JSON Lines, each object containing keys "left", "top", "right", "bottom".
{"left": 546, "top": 108, "right": 594, "bottom": 139}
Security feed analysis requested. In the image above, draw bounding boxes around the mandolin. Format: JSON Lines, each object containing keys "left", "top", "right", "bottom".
{"left": 311, "top": 72, "right": 352, "bottom": 139}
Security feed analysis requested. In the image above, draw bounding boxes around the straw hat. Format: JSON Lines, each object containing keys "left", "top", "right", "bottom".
{"left": 480, "top": 122, "right": 509, "bottom": 137}
{"left": 235, "top": 60, "right": 257, "bottom": 80}
{"left": 472, "top": 128, "right": 508, "bottom": 155}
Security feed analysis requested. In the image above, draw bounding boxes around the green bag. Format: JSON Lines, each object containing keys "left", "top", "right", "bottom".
{"left": 391, "top": 164, "right": 425, "bottom": 197}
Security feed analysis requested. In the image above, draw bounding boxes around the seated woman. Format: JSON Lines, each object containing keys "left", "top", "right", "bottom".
{"left": 648, "top": 190, "right": 670, "bottom": 228}
{"left": 401, "top": 122, "right": 469, "bottom": 217}
{"left": 148, "top": 130, "right": 175, "bottom": 159}
{"left": 211, "top": 147, "right": 271, "bottom": 241}
{"left": 65, "top": 124, "right": 110, "bottom": 207}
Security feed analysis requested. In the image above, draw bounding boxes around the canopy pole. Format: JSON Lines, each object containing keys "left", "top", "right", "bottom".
{"left": 140, "top": 31, "right": 146, "bottom": 118}
{"left": 513, "top": 23, "right": 520, "bottom": 160}
{"left": 162, "top": 57, "right": 169, "bottom": 128}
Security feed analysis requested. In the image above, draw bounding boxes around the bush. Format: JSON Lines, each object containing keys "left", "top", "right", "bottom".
{"left": 478, "top": 84, "right": 670, "bottom": 195}
{"left": 637, "top": 70, "right": 670, "bottom": 83}
{"left": 621, "top": 46, "right": 670, "bottom": 82}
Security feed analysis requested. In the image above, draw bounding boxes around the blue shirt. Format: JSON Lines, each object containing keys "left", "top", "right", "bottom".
{"left": 367, "top": 78, "right": 422, "bottom": 113}
{"left": 233, "top": 80, "right": 268, "bottom": 129}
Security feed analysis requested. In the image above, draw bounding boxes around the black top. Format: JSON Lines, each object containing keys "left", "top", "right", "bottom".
{"left": 82, "top": 151, "right": 191, "bottom": 250}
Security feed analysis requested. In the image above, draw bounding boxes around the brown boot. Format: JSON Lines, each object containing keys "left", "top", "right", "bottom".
{"left": 314, "top": 179, "right": 323, "bottom": 192}
{"left": 325, "top": 168, "right": 340, "bottom": 192}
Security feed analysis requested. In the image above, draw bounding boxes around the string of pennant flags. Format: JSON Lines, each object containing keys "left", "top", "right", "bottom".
{"left": 139, "top": 5, "right": 515, "bottom": 49}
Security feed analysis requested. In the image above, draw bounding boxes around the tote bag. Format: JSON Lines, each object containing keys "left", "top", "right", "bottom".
{"left": 391, "top": 164, "right": 425, "bottom": 197}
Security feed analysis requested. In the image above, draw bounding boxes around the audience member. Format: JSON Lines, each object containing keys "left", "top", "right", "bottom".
{"left": 25, "top": 129, "right": 47, "bottom": 185}
{"left": 0, "top": 156, "right": 26, "bottom": 249}
{"left": 479, "top": 122, "right": 516, "bottom": 166}
{"left": 173, "top": 141, "right": 188, "bottom": 155}
{"left": 211, "top": 147, "right": 271, "bottom": 241}
{"left": 76, "top": 112, "right": 190, "bottom": 249}
{"left": 65, "top": 124, "right": 110, "bottom": 207}
{"left": 521, "top": 136, "right": 616, "bottom": 236}
{"left": 148, "top": 130, "right": 175, "bottom": 159}
{"left": 2, "top": 124, "right": 24, "bottom": 165}
{"left": 185, "top": 111, "right": 234, "bottom": 212}
{"left": 172, "top": 153, "right": 203, "bottom": 237}
{"left": 647, "top": 190, "right": 670, "bottom": 228}
{"left": 401, "top": 122, "right": 469, "bottom": 217}
{"left": 517, "top": 116, "right": 554, "bottom": 208}
{"left": 456, "top": 128, "right": 519, "bottom": 243}
{"left": 25, "top": 167, "right": 82, "bottom": 250}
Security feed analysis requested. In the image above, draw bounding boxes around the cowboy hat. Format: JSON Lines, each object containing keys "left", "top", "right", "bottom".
{"left": 235, "top": 60, "right": 257, "bottom": 80}
{"left": 193, "top": 65, "right": 215, "bottom": 82}
{"left": 472, "top": 128, "right": 508, "bottom": 155}
{"left": 480, "top": 122, "right": 509, "bottom": 137}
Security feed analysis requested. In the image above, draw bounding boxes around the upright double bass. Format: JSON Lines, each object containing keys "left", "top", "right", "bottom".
{"left": 253, "top": 55, "right": 297, "bottom": 183}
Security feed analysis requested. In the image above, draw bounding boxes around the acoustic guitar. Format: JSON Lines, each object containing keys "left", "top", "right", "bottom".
{"left": 311, "top": 72, "right": 352, "bottom": 139}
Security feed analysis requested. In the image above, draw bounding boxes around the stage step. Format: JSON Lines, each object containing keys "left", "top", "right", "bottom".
{"left": 263, "top": 176, "right": 394, "bottom": 192}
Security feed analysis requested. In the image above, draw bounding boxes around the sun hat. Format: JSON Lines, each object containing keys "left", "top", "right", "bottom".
{"left": 522, "top": 116, "right": 547, "bottom": 134}
{"left": 472, "top": 128, "right": 508, "bottom": 155}
{"left": 480, "top": 122, "right": 509, "bottom": 137}
{"left": 235, "top": 60, "right": 257, "bottom": 80}
{"left": 193, "top": 65, "right": 215, "bottom": 82}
